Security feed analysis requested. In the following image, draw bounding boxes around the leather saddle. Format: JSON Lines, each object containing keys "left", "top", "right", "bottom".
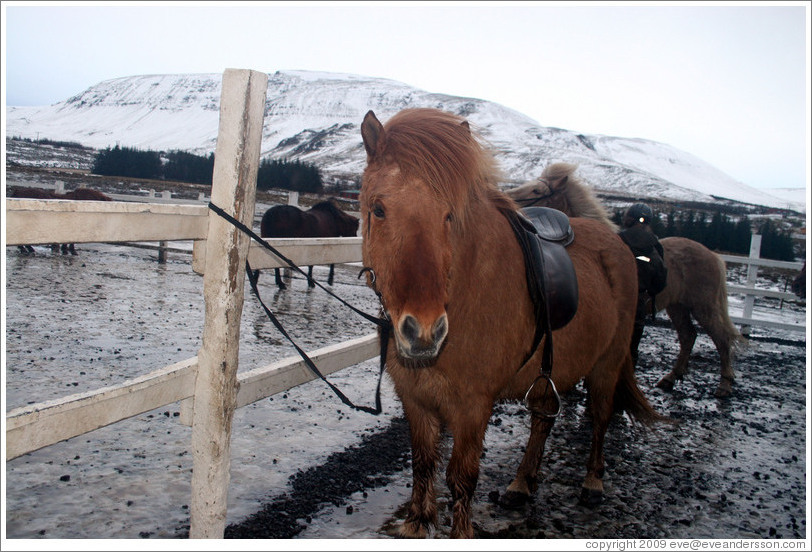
{"left": 505, "top": 206, "right": 579, "bottom": 355}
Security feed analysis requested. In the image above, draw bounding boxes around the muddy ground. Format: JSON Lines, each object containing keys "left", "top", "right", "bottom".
{"left": 4, "top": 236, "right": 807, "bottom": 542}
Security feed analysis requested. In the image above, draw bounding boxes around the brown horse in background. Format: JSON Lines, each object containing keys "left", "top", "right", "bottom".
{"left": 360, "top": 109, "right": 661, "bottom": 538}
{"left": 259, "top": 200, "right": 359, "bottom": 289}
{"left": 506, "top": 163, "right": 746, "bottom": 398}
{"left": 8, "top": 186, "right": 112, "bottom": 254}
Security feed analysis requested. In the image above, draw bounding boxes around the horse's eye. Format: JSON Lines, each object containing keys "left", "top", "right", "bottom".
{"left": 372, "top": 204, "right": 385, "bottom": 219}
{"left": 445, "top": 212, "right": 454, "bottom": 223}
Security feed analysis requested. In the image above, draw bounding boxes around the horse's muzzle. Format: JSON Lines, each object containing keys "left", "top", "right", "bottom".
{"left": 394, "top": 312, "right": 448, "bottom": 362}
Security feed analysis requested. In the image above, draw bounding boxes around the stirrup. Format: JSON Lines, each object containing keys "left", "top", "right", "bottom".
{"left": 523, "top": 374, "right": 561, "bottom": 419}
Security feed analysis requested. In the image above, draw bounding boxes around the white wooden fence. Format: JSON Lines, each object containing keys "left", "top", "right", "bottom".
{"left": 5, "top": 69, "right": 379, "bottom": 539}
{"left": 4, "top": 68, "right": 806, "bottom": 539}
{"left": 719, "top": 233, "right": 806, "bottom": 334}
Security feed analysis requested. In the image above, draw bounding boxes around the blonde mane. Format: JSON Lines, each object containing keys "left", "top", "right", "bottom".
{"left": 508, "top": 162, "right": 618, "bottom": 231}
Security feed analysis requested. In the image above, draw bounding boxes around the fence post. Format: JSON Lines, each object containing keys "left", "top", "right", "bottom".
{"left": 740, "top": 233, "right": 762, "bottom": 336}
{"left": 189, "top": 69, "right": 267, "bottom": 539}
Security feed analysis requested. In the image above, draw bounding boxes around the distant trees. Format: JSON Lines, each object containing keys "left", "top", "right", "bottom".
{"left": 613, "top": 207, "right": 796, "bottom": 261}
{"left": 92, "top": 145, "right": 162, "bottom": 180}
{"left": 256, "top": 158, "right": 323, "bottom": 194}
{"left": 163, "top": 150, "right": 215, "bottom": 185}
{"left": 91, "top": 146, "right": 323, "bottom": 193}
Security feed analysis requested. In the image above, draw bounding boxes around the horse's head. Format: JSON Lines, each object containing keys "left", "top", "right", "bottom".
{"left": 312, "top": 200, "right": 360, "bottom": 236}
{"left": 336, "top": 209, "right": 360, "bottom": 236}
{"left": 359, "top": 108, "right": 496, "bottom": 364}
{"left": 505, "top": 162, "right": 576, "bottom": 211}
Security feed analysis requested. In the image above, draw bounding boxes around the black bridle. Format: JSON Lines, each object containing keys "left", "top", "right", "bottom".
{"left": 511, "top": 184, "right": 560, "bottom": 208}
{"left": 208, "top": 202, "right": 391, "bottom": 415}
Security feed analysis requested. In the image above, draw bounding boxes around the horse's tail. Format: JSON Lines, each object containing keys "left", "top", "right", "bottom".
{"left": 614, "top": 357, "right": 669, "bottom": 426}
{"left": 714, "top": 256, "right": 749, "bottom": 354}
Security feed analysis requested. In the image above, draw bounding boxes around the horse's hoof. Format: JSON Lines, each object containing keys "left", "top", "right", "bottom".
{"left": 656, "top": 377, "right": 675, "bottom": 391}
{"left": 714, "top": 386, "right": 732, "bottom": 399}
{"left": 579, "top": 487, "right": 604, "bottom": 508}
{"left": 398, "top": 521, "right": 428, "bottom": 539}
{"left": 498, "top": 490, "right": 530, "bottom": 510}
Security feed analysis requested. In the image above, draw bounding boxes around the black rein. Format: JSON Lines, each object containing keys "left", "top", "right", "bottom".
{"left": 207, "top": 202, "right": 391, "bottom": 415}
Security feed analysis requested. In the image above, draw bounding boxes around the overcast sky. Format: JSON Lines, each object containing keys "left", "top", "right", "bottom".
{"left": 2, "top": 1, "right": 809, "bottom": 192}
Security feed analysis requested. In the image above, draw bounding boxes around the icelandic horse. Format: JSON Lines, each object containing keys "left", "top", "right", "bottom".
{"left": 359, "top": 109, "right": 661, "bottom": 538}
{"left": 259, "top": 200, "right": 359, "bottom": 289}
{"left": 506, "top": 163, "right": 746, "bottom": 398}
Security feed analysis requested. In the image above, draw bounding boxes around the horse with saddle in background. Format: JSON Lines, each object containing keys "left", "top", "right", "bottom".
{"left": 8, "top": 185, "right": 113, "bottom": 255}
{"left": 506, "top": 163, "right": 746, "bottom": 398}
{"left": 259, "top": 200, "right": 359, "bottom": 289}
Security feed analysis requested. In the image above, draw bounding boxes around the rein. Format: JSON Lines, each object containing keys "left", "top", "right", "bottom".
{"left": 208, "top": 202, "right": 392, "bottom": 415}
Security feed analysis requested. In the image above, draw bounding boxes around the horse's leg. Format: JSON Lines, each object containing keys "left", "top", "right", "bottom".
{"left": 307, "top": 266, "right": 316, "bottom": 288}
{"left": 68, "top": 243, "right": 77, "bottom": 255}
{"left": 693, "top": 308, "right": 736, "bottom": 398}
{"left": 580, "top": 357, "right": 625, "bottom": 506}
{"left": 657, "top": 304, "right": 696, "bottom": 391}
{"left": 274, "top": 268, "right": 287, "bottom": 290}
{"left": 400, "top": 400, "right": 442, "bottom": 538}
{"left": 445, "top": 408, "right": 490, "bottom": 538}
{"left": 500, "top": 413, "right": 555, "bottom": 509}
{"left": 327, "top": 264, "right": 335, "bottom": 286}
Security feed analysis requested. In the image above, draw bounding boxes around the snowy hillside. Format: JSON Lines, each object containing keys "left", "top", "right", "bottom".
{"left": 6, "top": 70, "right": 806, "bottom": 212}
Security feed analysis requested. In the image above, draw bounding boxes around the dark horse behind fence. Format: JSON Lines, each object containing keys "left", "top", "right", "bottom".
{"left": 8, "top": 186, "right": 113, "bottom": 254}
{"left": 506, "top": 162, "right": 747, "bottom": 398}
{"left": 359, "top": 108, "right": 663, "bottom": 538}
{"left": 259, "top": 200, "right": 359, "bottom": 289}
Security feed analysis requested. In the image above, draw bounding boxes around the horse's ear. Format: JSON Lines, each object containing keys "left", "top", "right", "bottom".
{"left": 460, "top": 120, "right": 471, "bottom": 134}
{"left": 549, "top": 175, "right": 569, "bottom": 191}
{"left": 362, "top": 110, "right": 385, "bottom": 160}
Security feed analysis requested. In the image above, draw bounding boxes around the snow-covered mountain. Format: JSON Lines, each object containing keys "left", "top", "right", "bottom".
{"left": 6, "top": 70, "right": 805, "bottom": 212}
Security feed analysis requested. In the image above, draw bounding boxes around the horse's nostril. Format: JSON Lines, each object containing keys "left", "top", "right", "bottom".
{"left": 432, "top": 314, "right": 448, "bottom": 344}
{"left": 400, "top": 315, "right": 420, "bottom": 344}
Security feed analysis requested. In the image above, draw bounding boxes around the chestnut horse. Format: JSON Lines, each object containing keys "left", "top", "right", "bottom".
{"left": 360, "top": 109, "right": 661, "bottom": 538}
{"left": 259, "top": 200, "right": 359, "bottom": 289}
{"left": 9, "top": 186, "right": 112, "bottom": 254}
{"left": 506, "top": 163, "right": 746, "bottom": 398}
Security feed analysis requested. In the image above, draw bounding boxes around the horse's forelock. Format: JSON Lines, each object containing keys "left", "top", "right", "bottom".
{"left": 382, "top": 109, "right": 500, "bottom": 219}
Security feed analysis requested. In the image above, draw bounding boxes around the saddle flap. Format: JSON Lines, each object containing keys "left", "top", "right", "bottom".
{"left": 505, "top": 208, "right": 579, "bottom": 333}
{"left": 520, "top": 206, "right": 574, "bottom": 247}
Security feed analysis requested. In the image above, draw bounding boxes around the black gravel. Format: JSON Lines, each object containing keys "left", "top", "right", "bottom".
{"left": 219, "top": 416, "right": 411, "bottom": 538}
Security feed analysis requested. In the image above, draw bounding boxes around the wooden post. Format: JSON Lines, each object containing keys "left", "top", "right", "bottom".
{"left": 740, "top": 233, "right": 762, "bottom": 336}
{"left": 189, "top": 68, "right": 267, "bottom": 539}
